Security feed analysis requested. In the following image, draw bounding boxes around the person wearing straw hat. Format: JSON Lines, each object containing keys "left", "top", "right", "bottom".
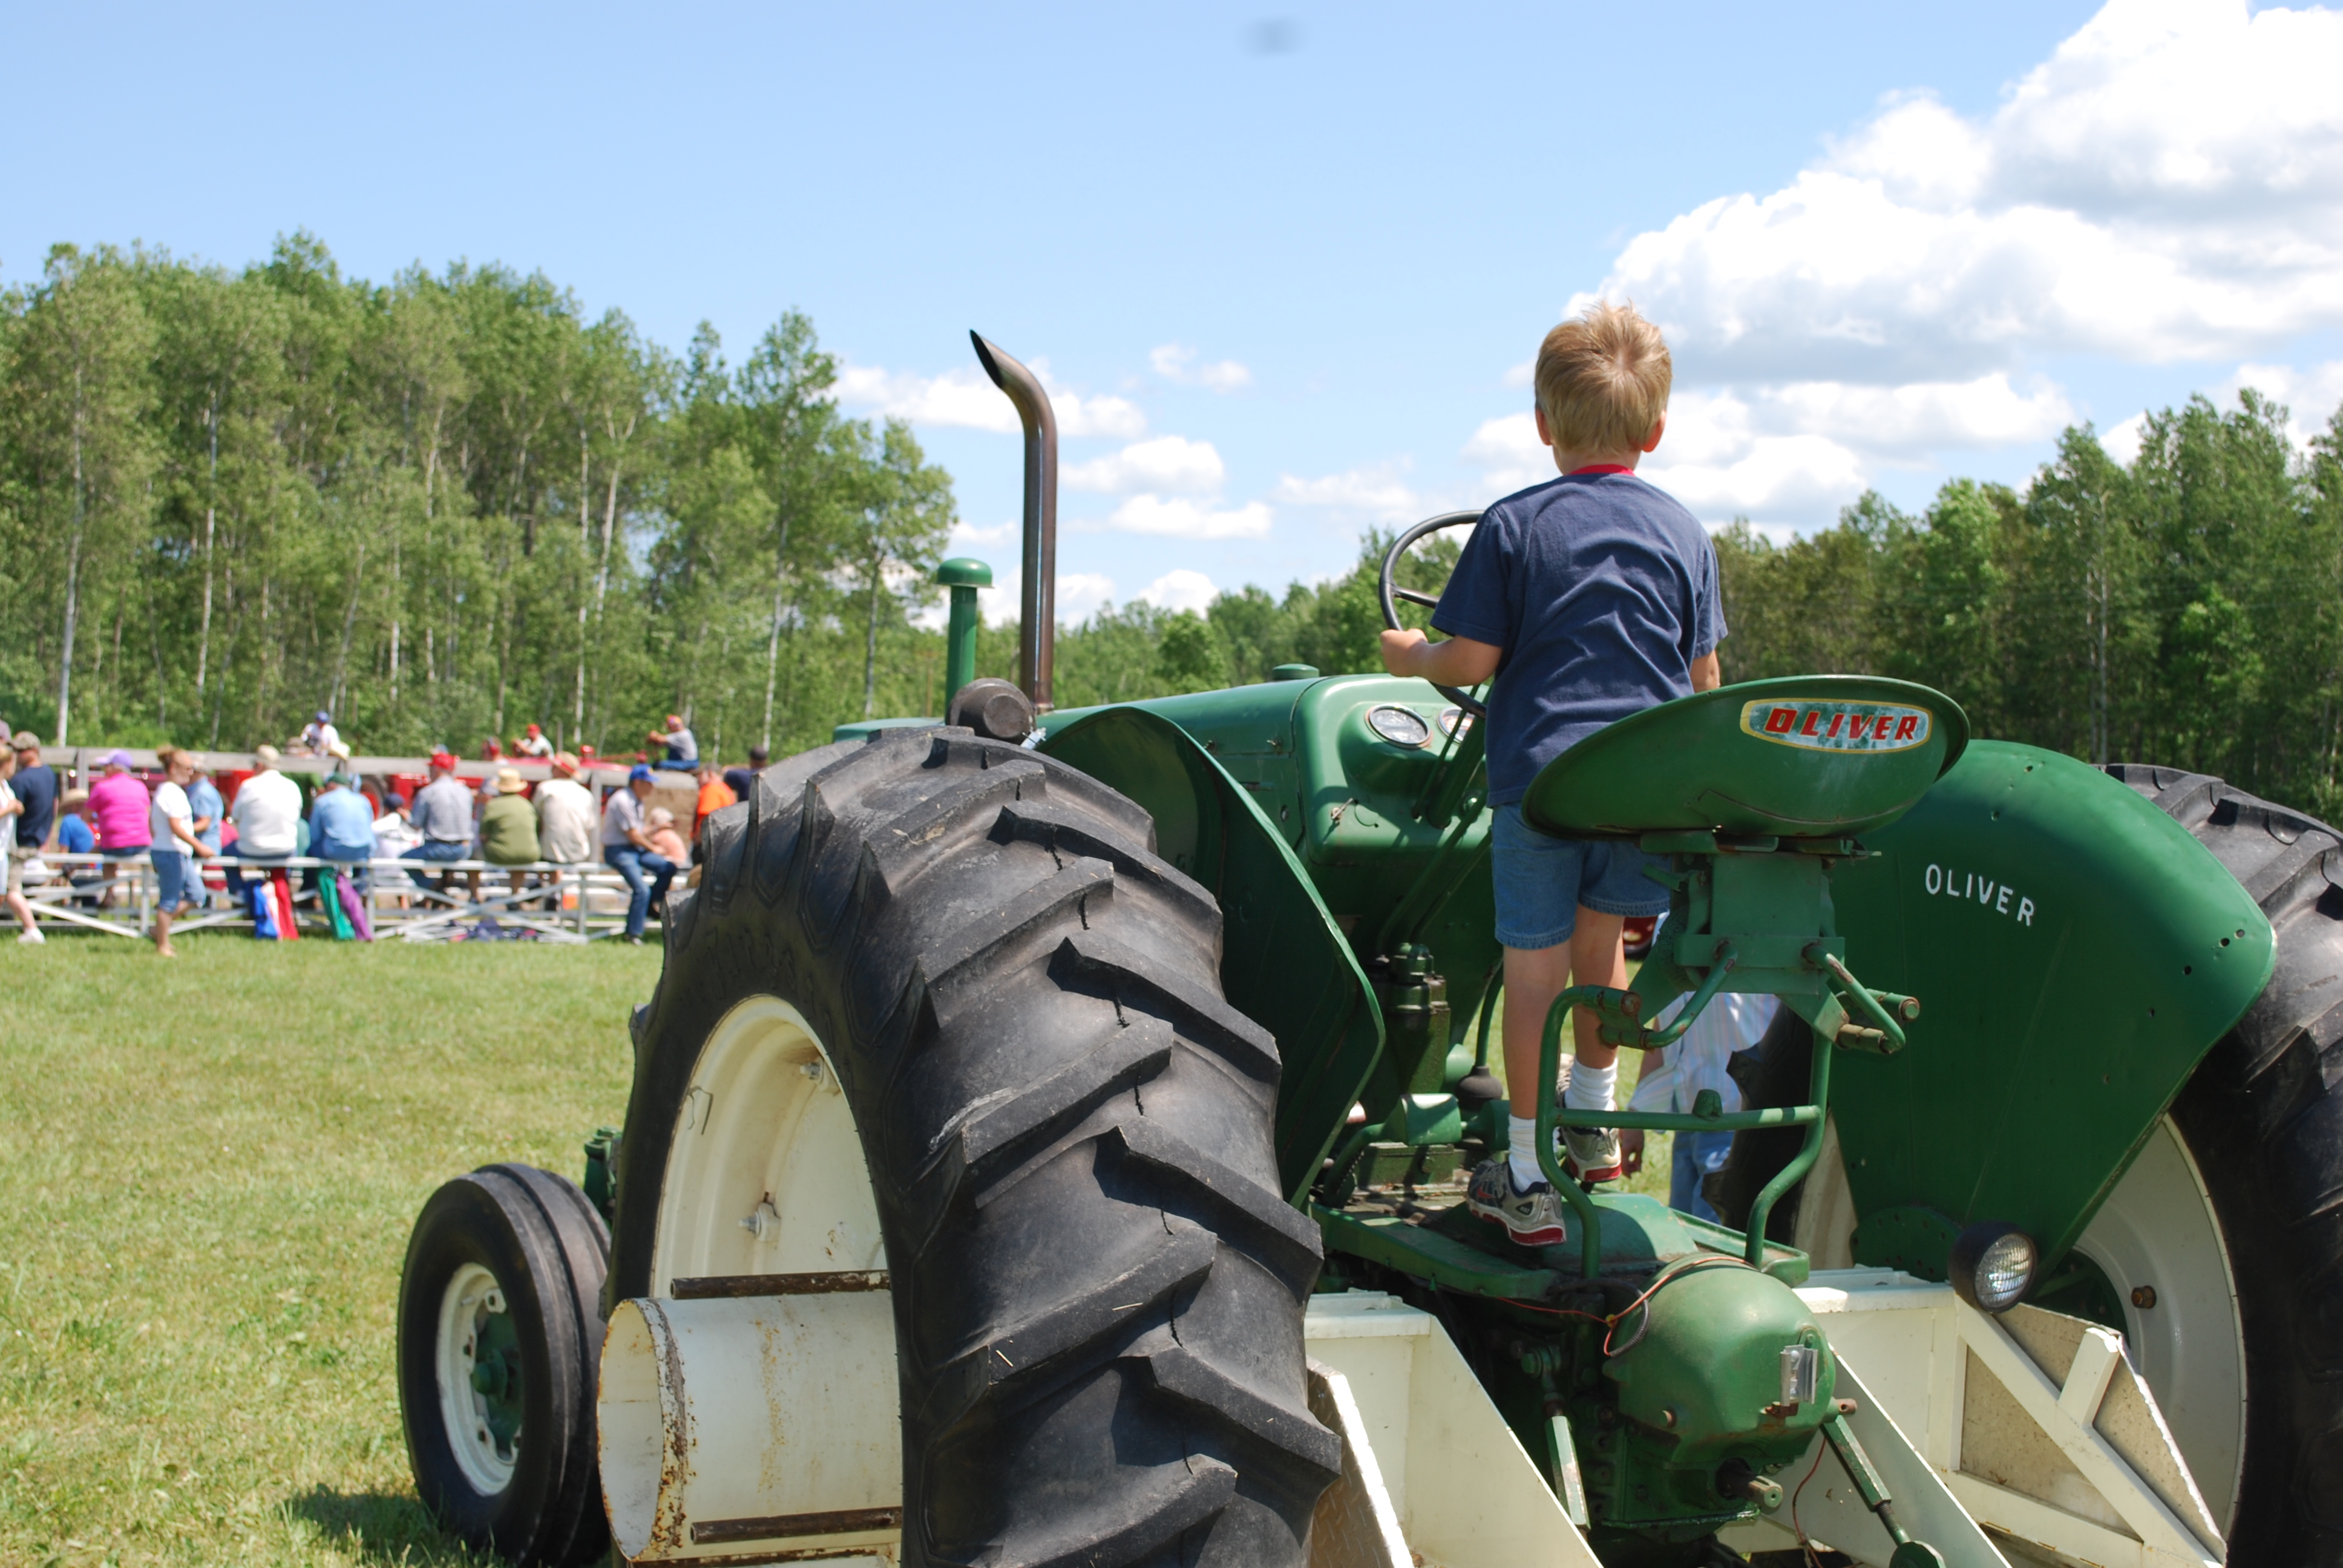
{"left": 481, "top": 766, "right": 541, "bottom": 903}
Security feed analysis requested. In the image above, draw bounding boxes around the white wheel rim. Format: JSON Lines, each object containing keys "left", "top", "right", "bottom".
{"left": 436, "top": 1262, "right": 521, "bottom": 1494}
{"left": 649, "top": 995, "right": 885, "bottom": 1290}
{"left": 2072, "top": 1113, "right": 2246, "bottom": 1531}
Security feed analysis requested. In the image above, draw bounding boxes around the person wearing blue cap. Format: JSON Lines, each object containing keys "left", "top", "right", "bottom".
{"left": 297, "top": 710, "right": 340, "bottom": 757}
{"left": 600, "top": 763, "right": 674, "bottom": 944}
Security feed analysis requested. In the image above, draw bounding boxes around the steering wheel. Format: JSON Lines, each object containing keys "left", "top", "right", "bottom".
{"left": 1378, "top": 509, "right": 1487, "bottom": 717}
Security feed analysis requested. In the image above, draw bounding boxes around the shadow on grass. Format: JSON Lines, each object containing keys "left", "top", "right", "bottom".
{"left": 286, "top": 1487, "right": 523, "bottom": 1566}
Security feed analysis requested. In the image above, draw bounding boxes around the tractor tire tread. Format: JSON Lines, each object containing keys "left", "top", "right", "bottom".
{"left": 610, "top": 727, "right": 1332, "bottom": 1568}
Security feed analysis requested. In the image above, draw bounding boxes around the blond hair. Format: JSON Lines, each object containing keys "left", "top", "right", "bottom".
{"left": 1534, "top": 301, "right": 1671, "bottom": 457}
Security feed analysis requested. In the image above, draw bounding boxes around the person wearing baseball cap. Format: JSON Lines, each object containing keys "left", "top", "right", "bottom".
{"left": 86, "top": 750, "right": 154, "bottom": 912}
{"left": 404, "top": 747, "right": 475, "bottom": 895}
{"left": 601, "top": 762, "right": 675, "bottom": 942}
{"left": 296, "top": 710, "right": 339, "bottom": 757}
{"left": 514, "top": 722, "right": 554, "bottom": 760}
{"left": 10, "top": 731, "right": 57, "bottom": 864}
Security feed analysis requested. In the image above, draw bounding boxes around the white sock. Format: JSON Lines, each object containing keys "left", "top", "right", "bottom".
{"left": 1507, "top": 1115, "right": 1543, "bottom": 1189}
{"left": 1564, "top": 1058, "right": 1617, "bottom": 1116}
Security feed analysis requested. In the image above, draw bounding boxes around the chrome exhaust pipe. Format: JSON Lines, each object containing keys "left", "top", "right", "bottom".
{"left": 970, "top": 332, "right": 1056, "bottom": 712}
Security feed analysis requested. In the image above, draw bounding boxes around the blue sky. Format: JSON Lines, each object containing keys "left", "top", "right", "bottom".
{"left": 7, "top": 1, "right": 2340, "bottom": 623}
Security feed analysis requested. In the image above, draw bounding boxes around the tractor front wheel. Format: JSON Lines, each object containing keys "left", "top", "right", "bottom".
{"left": 395, "top": 1164, "right": 611, "bottom": 1567}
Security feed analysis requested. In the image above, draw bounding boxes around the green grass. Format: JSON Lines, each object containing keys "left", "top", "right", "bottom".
{"left": 0, "top": 934, "right": 1682, "bottom": 1566}
{"left": 0, "top": 935, "right": 655, "bottom": 1567}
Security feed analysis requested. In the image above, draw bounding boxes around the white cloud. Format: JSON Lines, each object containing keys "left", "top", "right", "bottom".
{"left": 1088, "top": 494, "right": 1275, "bottom": 540}
{"left": 1063, "top": 435, "right": 1227, "bottom": 495}
{"left": 1584, "top": 0, "right": 2343, "bottom": 384}
{"left": 836, "top": 361, "right": 1147, "bottom": 439}
{"left": 1461, "top": 413, "right": 1552, "bottom": 497}
{"left": 1136, "top": 569, "right": 1221, "bottom": 613}
{"left": 2099, "top": 410, "right": 2151, "bottom": 466}
{"left": 2212, "top": 358, "right": 2343, "bottom": 452}
{"left": 949, "top": 518, "right": 1016, "bottom": 547}
{"left": 1150, "top": 343, "right": 1253, "bottom": 393}
{"left": 1270, "top": 465, "right": 1423, "bottom": 520}
{"left": 1054, "top": 572, "right": 1119, "bottom": 623}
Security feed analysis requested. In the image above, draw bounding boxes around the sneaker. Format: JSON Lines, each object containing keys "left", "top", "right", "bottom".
{"left": 1562, "top": 1123, "right": 1624, "bottom": 1183}
{"left": 1467, "top": 1158, "right": 1570, "bottom": 1247}
{"left": 17, "top": 927, "right": 44, "bottom": 944}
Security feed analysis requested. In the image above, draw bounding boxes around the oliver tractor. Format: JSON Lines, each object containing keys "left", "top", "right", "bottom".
{"left": 394, "top": 335, "right": 2343, "bottom": 1568}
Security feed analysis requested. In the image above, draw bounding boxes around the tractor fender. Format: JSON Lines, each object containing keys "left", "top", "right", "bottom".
{"left": 1039, "top": 704, "right": 1383, "bottom": 1199}
{"left": 1820, "top": 741, "right": 2275, "bottom": 1270}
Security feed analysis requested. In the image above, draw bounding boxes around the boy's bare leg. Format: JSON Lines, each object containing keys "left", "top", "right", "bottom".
{"left": 1567, "top": 908, "right": 1629, "bottom": 1087}
{"left": 1499, "top": 906, "right": 1629, "bottom": 1120}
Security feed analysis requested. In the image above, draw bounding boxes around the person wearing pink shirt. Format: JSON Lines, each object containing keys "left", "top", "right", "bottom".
{"left": 87, "top": 750, "right": 153, "bottom": 910}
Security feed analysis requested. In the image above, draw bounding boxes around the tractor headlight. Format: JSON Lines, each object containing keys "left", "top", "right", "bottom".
{"left": 1949, "top": 1221, "right": 2037, "bottom": 1314}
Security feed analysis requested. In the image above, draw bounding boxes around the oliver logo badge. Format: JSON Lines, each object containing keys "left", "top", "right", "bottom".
{"left": 1739, "top": 699, "right": 1932, "bottom": 754}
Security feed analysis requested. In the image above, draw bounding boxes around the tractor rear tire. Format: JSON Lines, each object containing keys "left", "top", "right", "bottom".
{"left": 396, "top": 1164, "right": 611, "bottom": 1567}
{"left": 2104, "top": 766, "right": 2343, "bottom": 1566}
{"left": 606, "top": 727, "right": 1340, "bottom": 1567}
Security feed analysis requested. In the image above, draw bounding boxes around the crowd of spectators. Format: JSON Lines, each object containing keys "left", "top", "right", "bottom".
{"left": 0, "top": 708, "right": 764, "bottom": 952}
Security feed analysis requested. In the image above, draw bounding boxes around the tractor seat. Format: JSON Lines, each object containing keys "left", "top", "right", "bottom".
{"left": 1519, "top": 676, "right": 1968, "bottom": 840}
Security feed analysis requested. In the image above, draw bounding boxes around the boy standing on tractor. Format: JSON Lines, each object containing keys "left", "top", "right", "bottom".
{"left": 1380, "top": 301, "right": 1723, "bottom": 1244}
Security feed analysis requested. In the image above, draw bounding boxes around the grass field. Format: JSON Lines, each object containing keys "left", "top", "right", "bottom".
{"left": 0, "top": 932, "right": 1665, "bottom": 1567}
{"left": 0, "top": 935, "right": 655, "bottom": 1567}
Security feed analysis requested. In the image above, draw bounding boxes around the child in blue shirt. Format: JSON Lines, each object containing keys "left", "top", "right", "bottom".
{"left": 1381, "top": 301, "right": 1725, "bottom": 1245}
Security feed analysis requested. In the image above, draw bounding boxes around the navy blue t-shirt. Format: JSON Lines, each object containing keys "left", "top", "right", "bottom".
{"left": 12, "top": 763, "right": 56, "bottom": 849}
{"left": 1432, "top": 469, "right": 1724, "bottom": 806}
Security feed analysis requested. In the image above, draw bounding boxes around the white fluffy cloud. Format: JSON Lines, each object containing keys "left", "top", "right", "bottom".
{"left": 1585, "top": 1, "right": 2343, "bottom": 385}
{"left": 1136, "top": 569, "right": 1220, "bottom": 613}
{"left": 836, "top": 362, "right": 1146, "bottom": 439}
{"left": 1461, "top": 373, "right": 2074, "bottom": 523}
{"left": 1087, "top": 495, "right": 1274, "bottom": 540}
{"left": 1150, "top": 344, "right": 1253, "bottom": 393}
{"left": 1506, "top": 0, "right": 2343, "bottom": 528}
{"left": 1270, "top": 465, "right": 1423, "bottom": 520}
{"left": 1063, "top": 435, "right": 1227, "bottom": 494}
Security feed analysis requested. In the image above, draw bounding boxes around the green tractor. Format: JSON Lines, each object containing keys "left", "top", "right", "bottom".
{"left": 394, "top": 335, "right": 2343, "bottom": 1568}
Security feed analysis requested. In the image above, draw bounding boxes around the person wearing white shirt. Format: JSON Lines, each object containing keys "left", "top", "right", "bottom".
{"left": 296, "top": 711, "right": 341, "bottom": 757}
{"left": 534, "top": 753, "right": 597, "bottom": 865}
{"left": 1620, "top": 983, "right": 1781, "bottom": 1222}
{"left": 514, "top": 723, "right": 555, "bottom": 759}
{"left": 228, "top": 747, "right": 303, "bottom": 858}
{"left": 372, "top": 793, "right": 422, "bottom": 907}
{"left": 148, "top": 746, "right": 212, "bottom": 958}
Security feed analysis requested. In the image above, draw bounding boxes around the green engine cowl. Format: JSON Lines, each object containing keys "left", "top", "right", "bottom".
{"left": 1590, "top": 1261, "right": 1835, "bottom": 1540}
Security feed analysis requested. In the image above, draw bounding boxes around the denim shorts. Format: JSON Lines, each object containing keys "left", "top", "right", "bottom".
{"left": 152, "top": 850, "right": 189, "bottom": 909}
{"left": 1489, "top": 802, "right": 1671, "bottom": 949}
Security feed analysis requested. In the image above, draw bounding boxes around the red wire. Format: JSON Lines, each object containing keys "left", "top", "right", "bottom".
{"left": 1790, "top": 1434, "right": 1830, "bottom": 1566}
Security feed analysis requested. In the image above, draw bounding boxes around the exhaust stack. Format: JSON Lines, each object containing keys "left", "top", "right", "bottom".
{"left": 970, "top": 332, "right": 1056, "bottom": 711}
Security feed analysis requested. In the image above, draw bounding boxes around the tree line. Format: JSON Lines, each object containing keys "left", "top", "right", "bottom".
{"left": 7, "top": 237, "right": 2337, "bottom": 819}
{"left": 0, "top": 236, "right": 954, "bottom": 763}
{"left": 1047, "top": 391, "right": 2343, "bottom": 822}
